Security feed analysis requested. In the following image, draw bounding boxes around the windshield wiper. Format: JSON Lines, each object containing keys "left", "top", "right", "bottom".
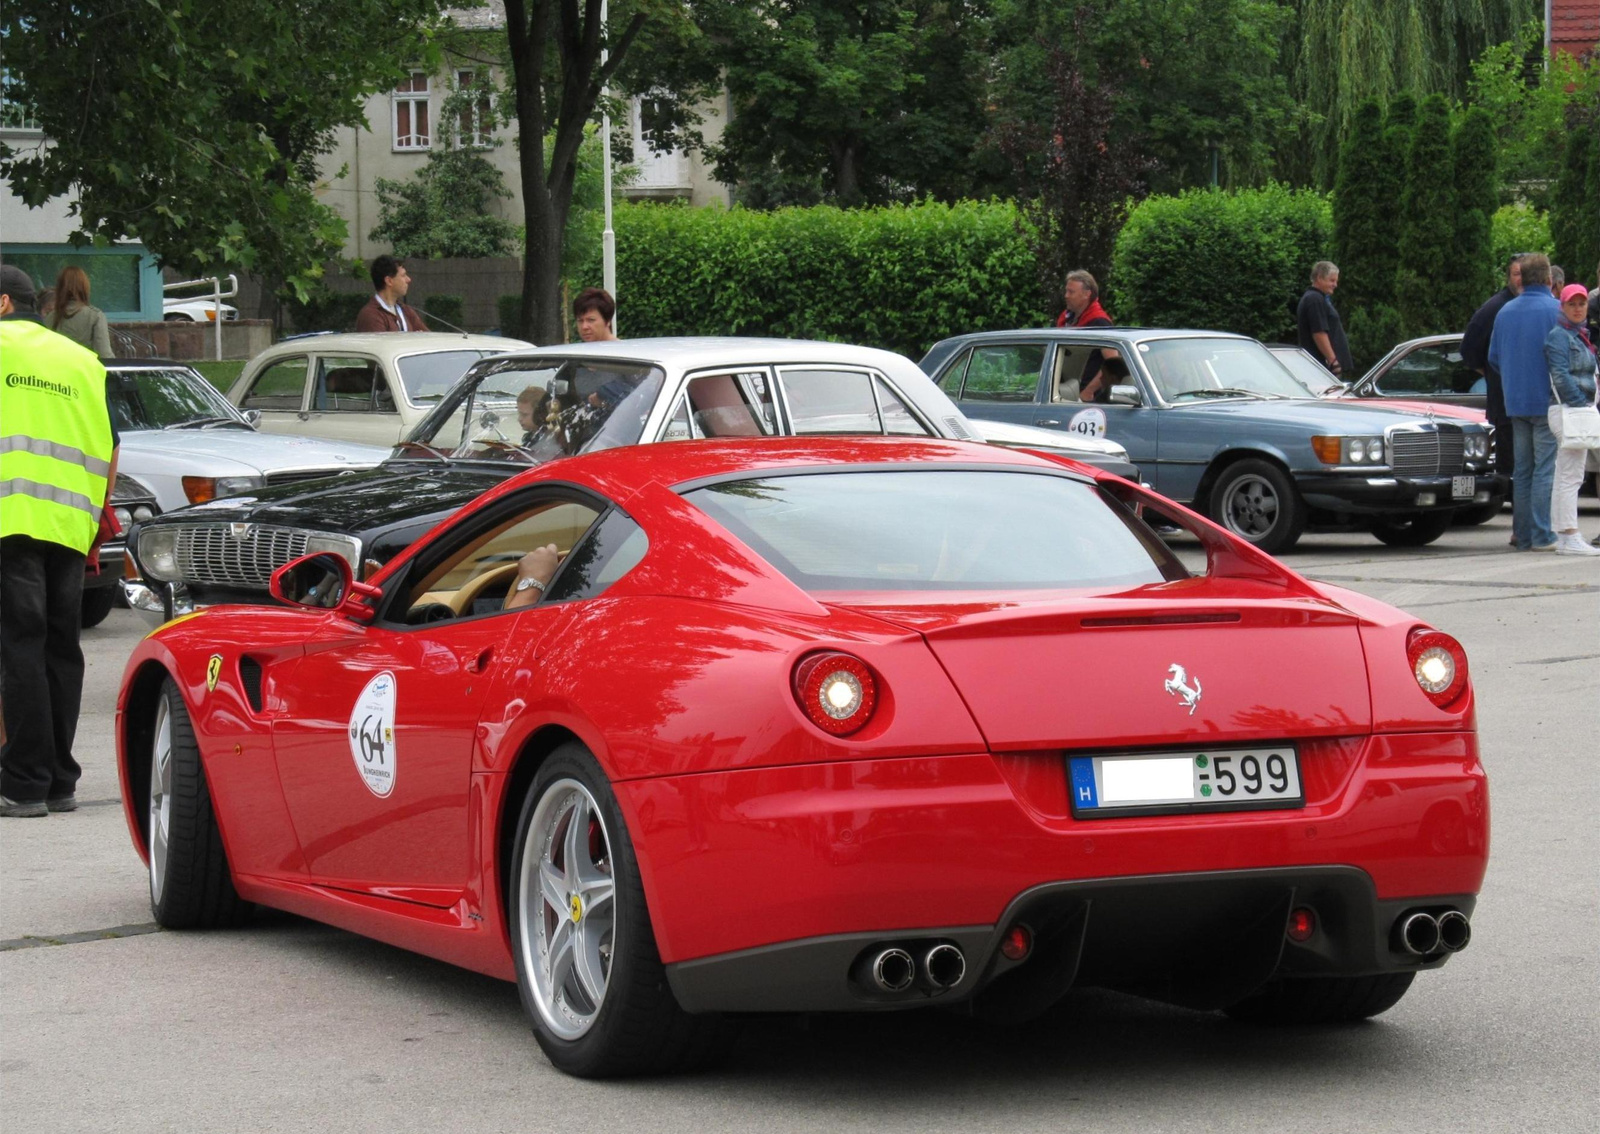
{"left": 167, "top": 416, "right": 246, "bottom": 429}
{"left": 1173, "top": 387, "right": 1285, "bottom": 401}
{"left": 385, "top": 442, "right": 449, "bottom": 464}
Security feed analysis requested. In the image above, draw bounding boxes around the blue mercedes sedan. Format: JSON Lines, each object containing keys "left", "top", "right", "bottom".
{"left": 919, "top": 329, "right": 1503, "bottom": 553}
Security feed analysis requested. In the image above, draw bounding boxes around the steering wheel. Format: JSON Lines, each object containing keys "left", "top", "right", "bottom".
{"left": 448, "top": 561, "right": 521, "bottom": 615}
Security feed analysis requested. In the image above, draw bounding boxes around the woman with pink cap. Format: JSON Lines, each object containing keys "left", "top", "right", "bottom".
{"left": 1545, "top": 283, "right": 1600, "bottom": 556}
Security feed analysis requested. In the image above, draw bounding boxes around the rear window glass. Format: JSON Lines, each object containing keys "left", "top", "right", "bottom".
{"left": 686, "top": 471, "right": 1182, "bottom": 591}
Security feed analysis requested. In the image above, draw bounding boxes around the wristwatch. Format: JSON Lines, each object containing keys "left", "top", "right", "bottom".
{"left": 514, "top": 576, "right": 546, "bottom": 594}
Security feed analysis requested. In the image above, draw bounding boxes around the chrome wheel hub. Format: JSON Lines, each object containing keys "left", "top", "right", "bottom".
{"left": 517, "top": 779, "right": 616, "bottom": 1040}
{"left": 148, "top": 699, "right": 173, "bottom": 904}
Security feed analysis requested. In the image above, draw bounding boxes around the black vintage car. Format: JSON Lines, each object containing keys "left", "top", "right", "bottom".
{"left": 126, "top": 338, "right": 1140, "bottom": 621}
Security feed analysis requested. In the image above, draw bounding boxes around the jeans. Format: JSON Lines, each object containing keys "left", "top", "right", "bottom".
{"left": 0, "top": 536, "right": 86, "bottom": 803}
{"left": 1509, "top": 416, "right": 1557, "bottom": 549}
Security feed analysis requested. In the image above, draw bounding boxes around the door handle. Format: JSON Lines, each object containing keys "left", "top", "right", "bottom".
{"left": 1036, "top": 418, "right": 1061, "bottom": 426}
{"left": 466, "top": 647, "right": 494, "bottom": 674}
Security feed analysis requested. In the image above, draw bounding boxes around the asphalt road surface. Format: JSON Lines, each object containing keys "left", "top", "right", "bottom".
{"left": 3, "top": 508, "right": 1596, "bottom": 1134}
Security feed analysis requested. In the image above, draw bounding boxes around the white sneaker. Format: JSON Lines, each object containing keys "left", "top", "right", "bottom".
{"left": 1555, "top": 533, "right": 1600, "bottom": 556}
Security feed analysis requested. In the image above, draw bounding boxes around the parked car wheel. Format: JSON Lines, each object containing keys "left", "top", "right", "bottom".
{"left": 509, "top": 743, "right": 727, "bottom": 1077}
{"left": 147, "top": 678, "right": 252, "bottom": 928}
{"left": 81, "top": 587, "right": 119, "bottom": 628}
{"left": 1224, "top": 973, "right": 1415, "bottom": 1024}
{"left": 1371, "top": 511, "right": 1454, "bottom": 547}
{"left": 163, "top": 313, "right": 194, "bottom": 322}
{"left": 1209, "top": 459, "right": 1306, "bottom": 554}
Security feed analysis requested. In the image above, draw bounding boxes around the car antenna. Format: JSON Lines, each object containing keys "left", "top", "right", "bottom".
{"left": 420, "top": 307, "right": 472, "bottom": 339}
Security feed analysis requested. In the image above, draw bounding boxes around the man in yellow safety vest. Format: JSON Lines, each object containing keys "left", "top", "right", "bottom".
{"left": 0, "top": 264, "right": 120, "bottom": 818}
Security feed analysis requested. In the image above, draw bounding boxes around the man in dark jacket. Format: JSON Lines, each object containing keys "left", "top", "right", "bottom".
{"left": 1461, "top": 254, "right": 1524, "bottom": 483}
{"left": 354, "top": 255, "right": 431, "bottom": 333}
{"left": 1296, "top": 261, "right": 1353, "bottom": 377}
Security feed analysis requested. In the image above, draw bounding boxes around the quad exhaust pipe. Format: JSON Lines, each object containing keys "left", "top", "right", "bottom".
{"left": 1395, "top": 910, "right": 1471, "bottom": 956}
{"left": 863, "top": 942, "right": 967, "bottom": 994}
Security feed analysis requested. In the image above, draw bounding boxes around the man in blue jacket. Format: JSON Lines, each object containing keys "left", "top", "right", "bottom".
{"left": 1488, "top": 254, "right": 1562, "bottom": 551}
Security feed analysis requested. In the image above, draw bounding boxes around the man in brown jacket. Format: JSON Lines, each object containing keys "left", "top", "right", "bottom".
{"left": 355, "top": 255, "right": 431, "bottom": 333}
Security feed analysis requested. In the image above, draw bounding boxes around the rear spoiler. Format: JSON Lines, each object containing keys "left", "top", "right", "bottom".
{"left": 1022, "top": 451, "right": 1321, "bottom": 596}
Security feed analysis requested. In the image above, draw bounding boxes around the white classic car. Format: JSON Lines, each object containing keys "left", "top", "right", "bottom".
{"left": 225, "top": 331, "right": 535, "bottom": 447}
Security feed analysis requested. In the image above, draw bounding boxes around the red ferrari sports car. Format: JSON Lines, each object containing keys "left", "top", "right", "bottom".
{"left": 116, "top": 438, "right": 1488, "bottom": 1077}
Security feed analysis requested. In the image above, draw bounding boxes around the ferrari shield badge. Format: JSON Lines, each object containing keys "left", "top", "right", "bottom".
{"left": 348, "top": 671, "right": 398, "bottom": 798}
{"left": 1163, "top": 663, "right": 1202, "bottom": 715}
{"left": 205, "top": 655, "right": 223, "bottom": 693}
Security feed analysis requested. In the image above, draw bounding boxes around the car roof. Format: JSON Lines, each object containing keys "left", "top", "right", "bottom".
{"left": 104, "top": 357, "right": 204, "bottom": 370}
{"left": 931, "top": 327, "right": 1256, "bottom": 349}
{"left": 254, "top": 332, "right": 532, "bottom": 361}
{"left": 488, "top": 337, "right": 917, "bottom": 374}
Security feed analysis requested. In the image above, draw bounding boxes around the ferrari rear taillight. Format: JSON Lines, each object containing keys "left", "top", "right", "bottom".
{"left": 793, "top": 651, "right": 878, "bottom": 736}
{"left": 1407, "top": 628, "right": 1468, "bottom": 709}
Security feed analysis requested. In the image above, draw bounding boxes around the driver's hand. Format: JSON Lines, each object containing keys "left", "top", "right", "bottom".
{"left": 506, "top": 544, "right": 561, "bottom": 609}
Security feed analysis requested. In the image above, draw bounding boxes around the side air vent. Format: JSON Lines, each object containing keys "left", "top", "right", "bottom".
{"left": 238, "top": 657, "right": 264, "bottom": 713}
{"left": 943, "top": 415, "right": 974, "bottom": 440}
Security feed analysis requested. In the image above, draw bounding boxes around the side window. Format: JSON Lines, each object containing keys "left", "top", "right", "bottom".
{"left": 661, "top": 395, "right": 695, "bottom": 441}
{"left": 314, "top": 356, "right": 390, "bottom": 413}
{"left": 543, "top": 510, "right": 649, "bottom": 602}
{"left": 1377, "top": 347, "right": 1477, "bottom": 397}
{"left": 874, "top": 378, "right": 934, "bottom": 436}
{"left": 935, "top": 349, "right": 971, "bottom": 396}
{"left": 394, "top": 498, "right": 602, "bottom": 624}
{"left": 959, "top": 344, "right": 1045, "bottom": 402}
{"left": 683, "top": 371, "right": 777, "bottom": 437}
{"left": 241, "top": 357, "right": 308, "bottom": 410}
{"left": 1051, "top": 345, "right": 1088, "bottom": 403}
{"left": 781, "top": 368, "right": 881, "bottom": 434}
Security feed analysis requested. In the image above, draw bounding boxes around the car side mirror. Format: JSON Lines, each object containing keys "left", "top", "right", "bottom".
{"left": 269, "top": 553, "right": 382, "bottom": 622}
{"left": 243, "top": 409, "right": 261, "bottom": 427}
{"left": 1109, "top": 385, "right": 1143, "bottom": 406}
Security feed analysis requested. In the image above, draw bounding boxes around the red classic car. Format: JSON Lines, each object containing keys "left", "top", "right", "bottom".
{"left": 116, "top": 437, "right": 1488, "bottom": 1077}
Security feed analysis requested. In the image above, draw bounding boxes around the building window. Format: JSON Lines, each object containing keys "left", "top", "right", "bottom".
{"left": 454, "top": 70, "right": 494, "bottom": 148}
{"left": 629, "top": 94, "right": 688, "bottom": 190}
{"left": 392, "top": 71, "right": 431, "bottom": 152}
{"left": 0, "top": 70, "right": 40, "bottom": 131}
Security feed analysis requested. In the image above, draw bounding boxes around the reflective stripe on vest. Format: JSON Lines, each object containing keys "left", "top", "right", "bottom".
{"left": 0, "top": 320, "right": 114, "bottom": 553}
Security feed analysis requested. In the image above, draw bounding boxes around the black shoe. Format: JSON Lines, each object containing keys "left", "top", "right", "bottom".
{"left": 1, "top": 795, "right": 48, "bottom": 818}
{"left": 46, "top": 794, "right": 78, "bottom": 813}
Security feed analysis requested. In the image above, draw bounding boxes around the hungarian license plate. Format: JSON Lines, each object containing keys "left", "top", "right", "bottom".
{"left": 1068, "top": 747, "right": 1303, "bottom": 817}
{"left": 1451, "top": 475, "right": 1475, "bottom": 500}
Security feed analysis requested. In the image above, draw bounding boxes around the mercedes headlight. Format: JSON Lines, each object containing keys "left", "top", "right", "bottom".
{"left": 304, "top": 533, "right": 362, "bottom": 572}
{"left": 111, "top": 473, "right": 156, "bottom": 503}
{"left": 136, "top": 528, "right": 181, "bottom": 583}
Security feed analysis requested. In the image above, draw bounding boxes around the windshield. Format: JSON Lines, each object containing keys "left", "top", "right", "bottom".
{"left": 108, "top": 367, "right": 247, "bottom": 431}
{"left": 405, "top": 358, "right": 666, "bottom": 466}
{"left": 1270, "top": 347, "right": 1343, "bottom": 395}
{"left": 687, "top": 470, "right": 1183, "bottom": 592}
{"left": 1138, "top": 339, "right": 1312, "bottom": 402}
{"left": 398, "top": 350, "right": 505, "bottom": 405}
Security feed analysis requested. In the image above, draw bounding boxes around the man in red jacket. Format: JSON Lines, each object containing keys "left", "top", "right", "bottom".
{"left": 1057, "top": 270, "right": 1120, "bottom": 402}
{"left": 355, "top": 255, "right": 431, "bottom": 333}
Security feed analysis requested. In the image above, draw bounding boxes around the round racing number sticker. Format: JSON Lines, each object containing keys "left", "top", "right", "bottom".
{"left": 348, "top": 671, "right": 398, "bottom": 798}
{"left": 1068, "top": 407, "right": 1108, "bottom": 438}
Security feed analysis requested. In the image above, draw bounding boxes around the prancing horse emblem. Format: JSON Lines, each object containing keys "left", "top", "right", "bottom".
{"left": 1164, "top": 663, "right": 1202, "bottom": 715}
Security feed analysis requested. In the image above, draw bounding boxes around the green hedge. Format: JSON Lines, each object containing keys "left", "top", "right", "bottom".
{"left": 1108, "top": 186, "right": 1334, "bottom": 343}
{"left": 567, "top": 200, "right": 1045, "bottom": 357}
{"left": 284, "top": 289, "right": 368, "bottom": 334}
{"left": 497, "top": 294, "right": 525, "bottom": 340}
{"left": 420, "top": 294, "right": 464, "bottom": 331}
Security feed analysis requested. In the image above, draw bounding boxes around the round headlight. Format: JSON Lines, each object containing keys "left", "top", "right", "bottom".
{"left": 132, "top": 505, "right": 155, "bottom": 522}
{"left": 114, "top": 507, "right": 133, "bottom": 529}
{"left": 1348, "top": 443, "right": 1365, "bottom": 463}
{"left": 136, "top": 529, "right": 181, "bottom": 583}
{"left": 1367, "top": 438, "right": 1385, "bottom": 463}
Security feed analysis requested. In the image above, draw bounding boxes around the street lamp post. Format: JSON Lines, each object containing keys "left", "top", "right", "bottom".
{"left": 600, "top": 0, "right": 617, "bottom": 334}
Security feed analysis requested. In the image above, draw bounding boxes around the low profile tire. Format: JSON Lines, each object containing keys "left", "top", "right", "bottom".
{"left": 509, "top": 742, "right": 727, "bottom": 1077}
{"left": 147, "top": 678, "right": 251, "bottom": 928}
{"left": 1224, "top": 973, "right": 1415, "bottom": 1025}
{"left": 1209, "top": 459, "right": 1306, "bottom": 554}
{"left": 1371, "top": 511, "right": 1454, "bottom": 547}
{"left": 81, "top": 586, "right": 119, "bottom": 628}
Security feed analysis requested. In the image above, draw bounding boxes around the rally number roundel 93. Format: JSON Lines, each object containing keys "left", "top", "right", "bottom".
{"left": 348, "top": 671, "right": 398, "bottom": 798}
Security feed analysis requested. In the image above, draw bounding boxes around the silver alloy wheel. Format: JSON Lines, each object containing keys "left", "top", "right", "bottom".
{"left": 1221, "top": 473, "right": 1281, "bottom": 540}
{"left": 148, "top": 698, "right": 173, "bottom": 904}
{"left": 517, "top": 778, "right": 617, "bottom": 1040}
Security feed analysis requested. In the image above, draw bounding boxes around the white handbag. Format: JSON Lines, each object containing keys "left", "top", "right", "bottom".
{"left": 1550, "top": 357, "right": 1600, "bottom": 451}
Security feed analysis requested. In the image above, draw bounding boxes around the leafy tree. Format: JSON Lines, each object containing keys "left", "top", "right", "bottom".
{"left": 1445, "top": 106, "right": 1498, "bottom": 325}
{"left": 1395, "top": 93, "right": 1455, "bottom": 338}
{"left": 698, "top": 1, "right": 993, "bottom": 207}
{"left": 1550, "top": 113, "right": 1600, "bottom": 288}
{"left": 1332, "top": 100, "right": 1393, "bottom": 311}
{"left": 992, "top": 5, "right": 1152, "bottom": 313}
{"left": 370, "top": 86, "right": 519, "bottom": 259}
{"left": 1287, "top": 0, "right": 1537, "bottom": 185}
{"left": 0, "top": 0, "right": 449, "bottom": 298}
{"left": 496, "top": 0, "right": 719, "bottom": 342}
